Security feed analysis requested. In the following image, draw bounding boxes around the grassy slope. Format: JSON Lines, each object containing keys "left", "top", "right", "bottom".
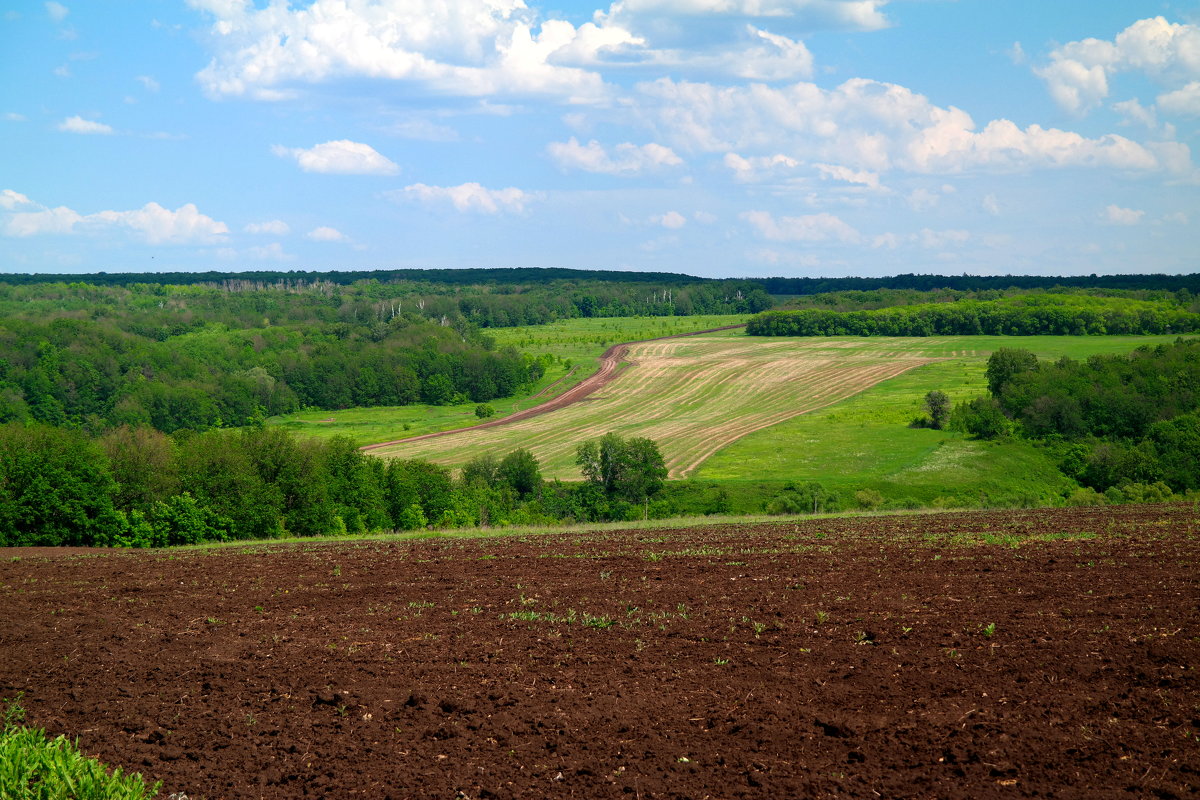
{"left": 695, "top": 334, "right": 1181, "bottom": 505}
{"left": 365, "top": 332, "right": 934, "bottom": 479}
{"left": 268, "top": 315, "right": 749, "bottom": 445}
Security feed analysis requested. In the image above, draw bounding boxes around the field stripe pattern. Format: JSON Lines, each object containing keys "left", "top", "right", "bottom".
{"left": 368, "top": 333, "right": 938, "bottom": 478}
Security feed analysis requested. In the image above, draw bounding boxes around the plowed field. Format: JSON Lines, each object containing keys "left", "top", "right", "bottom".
{"left": 2, "top": 504, "right": 1197, "bottom": 799}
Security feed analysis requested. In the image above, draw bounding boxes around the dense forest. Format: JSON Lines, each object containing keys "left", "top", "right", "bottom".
{"left": 953, "top": 338, "right": 1200, "bottom": 500}
{"left": 0, "top": 276, "right": 779, "bottom": 432}
{"left": 746, "top": 294, "right": 1200, "bottom": 337}
{"left": 0, "top": 423, "right": 670, "bottom": 547}
{"left": 5, "top": 266, "right": 1199, "bottom": 295}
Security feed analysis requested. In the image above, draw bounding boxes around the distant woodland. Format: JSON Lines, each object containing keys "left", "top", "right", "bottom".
{"left": 747, "top": 293, "right": 1200, "bottom": 337}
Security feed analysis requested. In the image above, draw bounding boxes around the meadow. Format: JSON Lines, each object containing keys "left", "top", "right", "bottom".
{"left": 696, "top": 334, "right": 1184, "bottom": 505}
{"left": 367, "top": 330, "right": 1181, "bottom": 492}
{"left": 268, "top": 314, "right": 750, "bottom": 444}
{"left": 366, "top": 332, "right": 937, "bottom": 478}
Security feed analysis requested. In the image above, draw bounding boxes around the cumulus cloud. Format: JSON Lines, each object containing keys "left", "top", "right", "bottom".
{"left": 547, "top": 137, "right": 682, "bottom": 174}
{"left": 1103, "top": 204, "right": 1144, "bottom": 225}
{"left": 604, "top": 0, "right": 892, "bottom": 32}
{"left": 652, "top": 210, "right": 687, "bottom": 229}
{"left": 635, "top": 77, "right": 1190, "bottom": 175}
{"left": 3, "top": 193, "right": 229, "bottom": 243}
{"left": 306, "top": 226, "right": 348, "bottom": 242}
{"left": 740, "top": 209, "right": 860, "bottom": 242}
{"left": 1034, "top": 17, "right": 1200, "bottom": 114}
{"left": 58, "top": 115, "right": 113, "bottom": 134}
{"left": 1158, "top": 82, "right": 1200, "bottom": 115}
{"left": 272, "top": 140, "right": 399, "bottom": 175}
{"left": 814, "top": 162, "right": 880, "bottom": 189}
{"left": 723, "top": 152, "right": 800, "bottom": 181}
{"left": 186, "top": 0, "right": 638, "bottom": 102}
{"left": 244, "top": 219, "right": 290, "bottom": 235}
{"left": 399, "top": 182, "right": 535, "bottom": 213}
{"left": 0, "top": 190, "right": 33, "bottom": 210}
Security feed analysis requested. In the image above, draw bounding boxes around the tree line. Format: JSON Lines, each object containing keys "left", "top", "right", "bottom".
{"left": 950, "top": 339, "right": 1200, "bottom": 500}
{"left": 746, "top": 295, "right": 1200, "bottom": 337}
{"left": 0, "top": 424, "right": 668, "bottom": 547}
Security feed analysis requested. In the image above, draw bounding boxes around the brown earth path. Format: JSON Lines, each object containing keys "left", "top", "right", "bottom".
{"left": 359, "top": 324, "right": 746, "bottom": 452}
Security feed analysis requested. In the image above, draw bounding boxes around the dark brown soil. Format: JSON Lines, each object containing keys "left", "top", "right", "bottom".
{"left": 2, "top": 504, "right": 1197, "bottom": 799}
{"left": 359, "top": 324, "right": 746, "bottom": 452}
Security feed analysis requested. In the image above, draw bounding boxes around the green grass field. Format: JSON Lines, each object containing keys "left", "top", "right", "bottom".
{"left": 371, "top": 332, "right": 1180, "bottom": 505}
{"left": 268, "top": 315, "right": 750, "bottom": 445}
{"left": 369, "top": 333, "right": 947, "bottom": 478}
{"left": 696, "top": 334, "right": 1182, "bottom": 505}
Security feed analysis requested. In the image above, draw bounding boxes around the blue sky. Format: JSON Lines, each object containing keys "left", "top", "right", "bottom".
{"left": 1, "top": 0, "right": 1197, "bottom": 278}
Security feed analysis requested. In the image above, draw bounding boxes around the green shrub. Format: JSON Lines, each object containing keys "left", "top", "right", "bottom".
{"left": 1, "top": 696, "right": 160, "bottom": 799}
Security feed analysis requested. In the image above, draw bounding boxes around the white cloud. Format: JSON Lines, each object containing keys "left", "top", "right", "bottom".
{"left": 1035, "top": 17, "right": 1200, "bottom": 114}
{"left": 604, "top": 0, "right": 892, "bottom": 32}
{"left": 547, "top": 137, "right": 682, "bottom": 174}
{"left": 814, "top": 162, "right": 880, "bottom": 189}
{"left": 740, "top": 209, "right": 860, "bottom": 242}
{"left": 1008, "top": 41, "right": 1026, "bottom": 66}
{"left": 306, "top": 226, "right": 348, "bottom": 242}
{"left": 136, "top": 75, "right": 160, "bottom": 92}
{"left": 636, "top": 77, "right": 1189, "bottom": 175}
{"left": 244, "top": 219, "right": 290, "bottom": 235}
{"left": 917, "top": 228, "right": 969, "bottom": 249}
{"left": 1112, "top": 98, "right": 1158, "bottom": 128}
{"left": 53, "top": 64, "right": 71, "bottom": 78}
{"left": 3, "top": 112, "right": 26, "bottom": 122}
{"left": 3, "top": 195, "right": 228, "bottom": 243}
{"left": 187, "top": 0, "right": 635, "bottom": 103}
{"left": 907, "top": 187, "right": 939, "bottom": 211}
{"left": 58, "top": 115, "right": 113, "bottom": 134}
{"left": 247, "top": 242, "right": 293, "bottom": 260}
{"left": 45, "top": 2, "right": 68, "bottom": 22}
{"left": 653, "top": 210, "right": 687, "bottom": 229}
{"left": 5, "top": 207, "right": 82, "bottom": 237}
{"left": 272, "top": 140, "right": 399, "bottom": 175}
{"left": 982, "top": 193, "right": 1000, "bottom": 215}
{"left": 0, "top": 190, "right": 33, "bottom": 210}
{"left": 1103, "top": 204, "right": 1144, "bottom": 225}
{"left": 723, "top": 152, "right": 800, "bottom": 182}
{"left": 1158, "top": 81, "right": 1200, "bottom": 115}
{"left": 400, "top": 182, "right": 535, "bottom": 213}
{"left": 693, "top": 210, "right": 718, "bottom": 224}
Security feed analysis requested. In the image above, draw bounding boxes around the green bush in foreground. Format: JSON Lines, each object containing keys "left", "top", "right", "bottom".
{"left": 0, "top": 697, "right": 159, "bottom": 800}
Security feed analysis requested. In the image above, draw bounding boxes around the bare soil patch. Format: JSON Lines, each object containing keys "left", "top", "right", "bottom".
{"left": 2, "top": 504, "right": 1197, "bottom": 799}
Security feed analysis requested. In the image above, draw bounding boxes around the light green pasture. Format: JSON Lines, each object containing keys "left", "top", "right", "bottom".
{"left": 696, "top": 334, "right": 1181, "bottom": 501}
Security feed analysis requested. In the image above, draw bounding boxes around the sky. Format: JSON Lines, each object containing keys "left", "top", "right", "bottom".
{"left": 1, "top": 1, "right": 1197, "bottom": 279}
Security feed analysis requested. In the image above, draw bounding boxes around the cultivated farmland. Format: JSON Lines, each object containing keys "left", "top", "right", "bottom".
{"left": 367, "top": 332, "right": 940, "bottom": 478}
{"left": 2, "top": 504, "right": 1196, "bottom": 798}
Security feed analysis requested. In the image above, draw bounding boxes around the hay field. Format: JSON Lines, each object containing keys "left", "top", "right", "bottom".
{"left": 367, "top": 332, "right": 940, "bottom": 478}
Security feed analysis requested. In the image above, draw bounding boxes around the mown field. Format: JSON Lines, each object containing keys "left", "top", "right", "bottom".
{"left": 367, "top": 332, "right": 938, "bottom": 478}
{"left": 367, "top": 332, "right": 1182, "bottom": 486}
{"left": 268, "top": 315, "right": 749, "bottom": 444}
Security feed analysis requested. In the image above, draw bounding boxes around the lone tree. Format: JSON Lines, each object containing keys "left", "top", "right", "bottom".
{"left": 576, "top": 433, "right": 667, "bottom": 512}
{"left": 924, "top": 390, "right": 951, "bottom": 430}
